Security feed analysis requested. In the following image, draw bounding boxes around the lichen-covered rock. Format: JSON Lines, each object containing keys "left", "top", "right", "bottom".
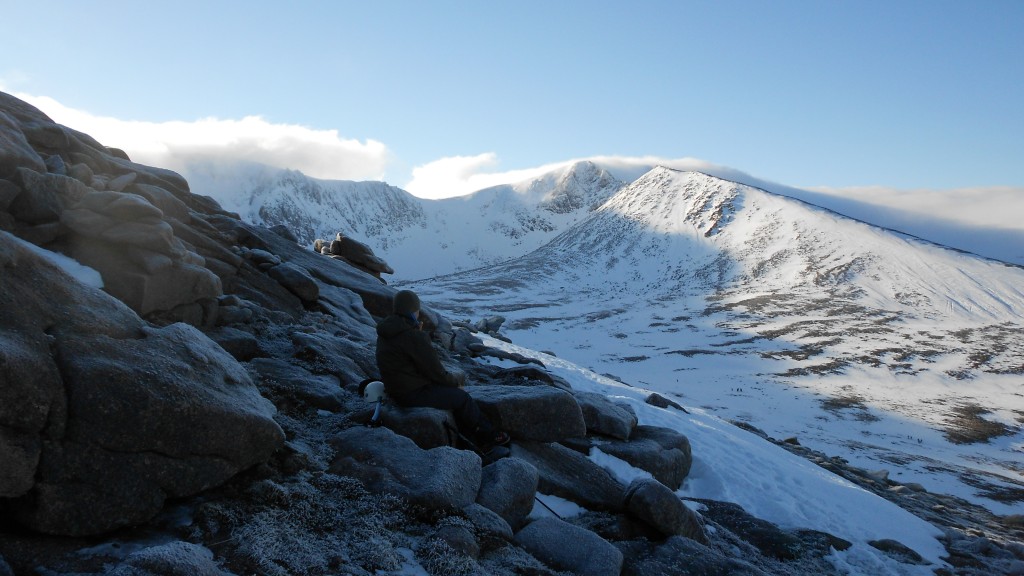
{"left": 329, "top": 426, "right": 481, "bottom": 511}
{"left": 514, "top": 517, "right": 623, "bottom": 576}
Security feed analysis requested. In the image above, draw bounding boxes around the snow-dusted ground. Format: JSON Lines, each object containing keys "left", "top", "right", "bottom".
{"left": 479, "top": 335, "right": 949, "bottom": 575}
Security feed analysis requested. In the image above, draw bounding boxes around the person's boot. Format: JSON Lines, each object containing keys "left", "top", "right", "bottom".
{"left": 474, "top": 426, "right": 510, "bottom": 452}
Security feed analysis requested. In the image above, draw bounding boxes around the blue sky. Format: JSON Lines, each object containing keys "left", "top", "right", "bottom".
{"left": 3, "top": 0, "right": 1023, "bottom": 197}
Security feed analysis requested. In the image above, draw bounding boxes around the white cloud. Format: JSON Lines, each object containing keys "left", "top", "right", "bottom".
{"left": 9, "top": 91, "right": 390, "bottom": 182}
{"left": 404, "top": 153, "right": 504, "bottom": 199}
{"left": 806, "top": 185, "right": 1024, "bottom": 231}
{"left": 405, "top": 153, "right": 739, "bottom": 200}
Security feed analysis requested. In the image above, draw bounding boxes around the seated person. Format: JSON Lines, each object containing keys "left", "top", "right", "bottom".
{"left": 375, "top": 289, "right": 509, "bottom": 451}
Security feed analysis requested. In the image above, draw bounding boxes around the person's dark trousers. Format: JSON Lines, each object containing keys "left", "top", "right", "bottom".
{"left": 392, "top": 384, "right": 495, "bottom": 441}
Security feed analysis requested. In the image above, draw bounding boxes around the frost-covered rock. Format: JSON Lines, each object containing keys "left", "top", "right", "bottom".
{"left": 248, "top": 357, "right": 345, "bottom": 412}
{"left": 696, "top": 499, "right": 804, "bottom": 560}
{"left": 622, "top": 535, "right": 770, "bottom": 576}
{"left": 592, "top": 425, "right": 692, "bottom": 490}
{"left": 475, "top": 315, "right": 505, "bottom": 333}
{"left": 624, "top": 478, "right": 708, "bottom": 543}
{"left": 511, "top": 441, "right": 625, "bottom": 511}
{"left": 514, "top": 517, "right": 623, "bottom": 576}
{"left": 267, "top": 262, "right": 319, "bottom": 303}
{"left": 379, "top": 404, "right": 458, "bottom": 449}
{"left": 575, "top": 391, "right": 638, "bottom": 440}
{"left": 476, "top": 457, "right": 538, "bottom": 530}
{"left": 471, "top": 384, "right": 586, "bottom": 442}
{"left": 462, "top": 502, "right": 513, "bottom": 545}
{"left": 329, "top": 426, "right": 481, "bottom": 511}
{"left": 105, "top": 541, "right": 232, "bottom": 576}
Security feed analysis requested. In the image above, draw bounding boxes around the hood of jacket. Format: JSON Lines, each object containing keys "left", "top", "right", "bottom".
{"left": 376, "top": 314, "right": 416, "bottom": 340}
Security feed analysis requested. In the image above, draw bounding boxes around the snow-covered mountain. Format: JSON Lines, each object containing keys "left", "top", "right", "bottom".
{"left": 186, "top": 160, "right": 624, "bottom": 280}
{"left": 414, "top": 167, "right": 1024, "bottom": 516}
{"left": 186, "top": 154, "right": 1023, "bottom": 511}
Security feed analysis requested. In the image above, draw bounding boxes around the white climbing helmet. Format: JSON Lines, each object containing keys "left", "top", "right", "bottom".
{"left": 362, "top": 380, "right": 386, "bottom": 403}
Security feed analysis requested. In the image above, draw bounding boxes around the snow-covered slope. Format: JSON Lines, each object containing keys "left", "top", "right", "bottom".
{"left": 185, "top": 160, "right": 624, "bottom": 280}
{"left": 182, "top": 160, "right": 426, "bottom": 253}
{"left": 482, "top": 335, "right": 949, "bottom": 575}
{"left": 415, "top": 167, "right": 1024, "bottom": 515}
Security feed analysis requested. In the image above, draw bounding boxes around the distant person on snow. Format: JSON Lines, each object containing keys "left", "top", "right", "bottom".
{"left": 375, "top": 289, "right": 510, "bottom": 452}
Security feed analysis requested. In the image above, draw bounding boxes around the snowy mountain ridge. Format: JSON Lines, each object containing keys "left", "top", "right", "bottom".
{"left": 185, "top": 159, "right": 624, "bottom": 280}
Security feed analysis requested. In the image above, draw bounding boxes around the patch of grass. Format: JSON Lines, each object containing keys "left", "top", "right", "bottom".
{"left": 666, "top": 349, "right": 719, "bottom": 357}
{"left": 779, "top": 359, "right": 848, "bottom": 377}
{"left": 944, "top": 404, "right": 1012, "bottom": 445}
{"left": 957, "top": 473, "right": 1024, "bottom": 504}
{"left": 819, "top": 395, "right": 881, "bottom": 422}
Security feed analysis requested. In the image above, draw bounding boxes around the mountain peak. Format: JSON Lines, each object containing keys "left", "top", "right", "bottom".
{"left": 535, "top": 160, "right": 624, "bottom": 214}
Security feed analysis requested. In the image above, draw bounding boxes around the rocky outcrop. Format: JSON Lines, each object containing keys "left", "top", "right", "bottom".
{"left": 0, "top": 94, "right": 226, "bottom": 325}
{"left": 0, "top": 230, "right": 284, "bottom": 535}
{"left": 314, "top": 232, "right": 393, "bottom": 280}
